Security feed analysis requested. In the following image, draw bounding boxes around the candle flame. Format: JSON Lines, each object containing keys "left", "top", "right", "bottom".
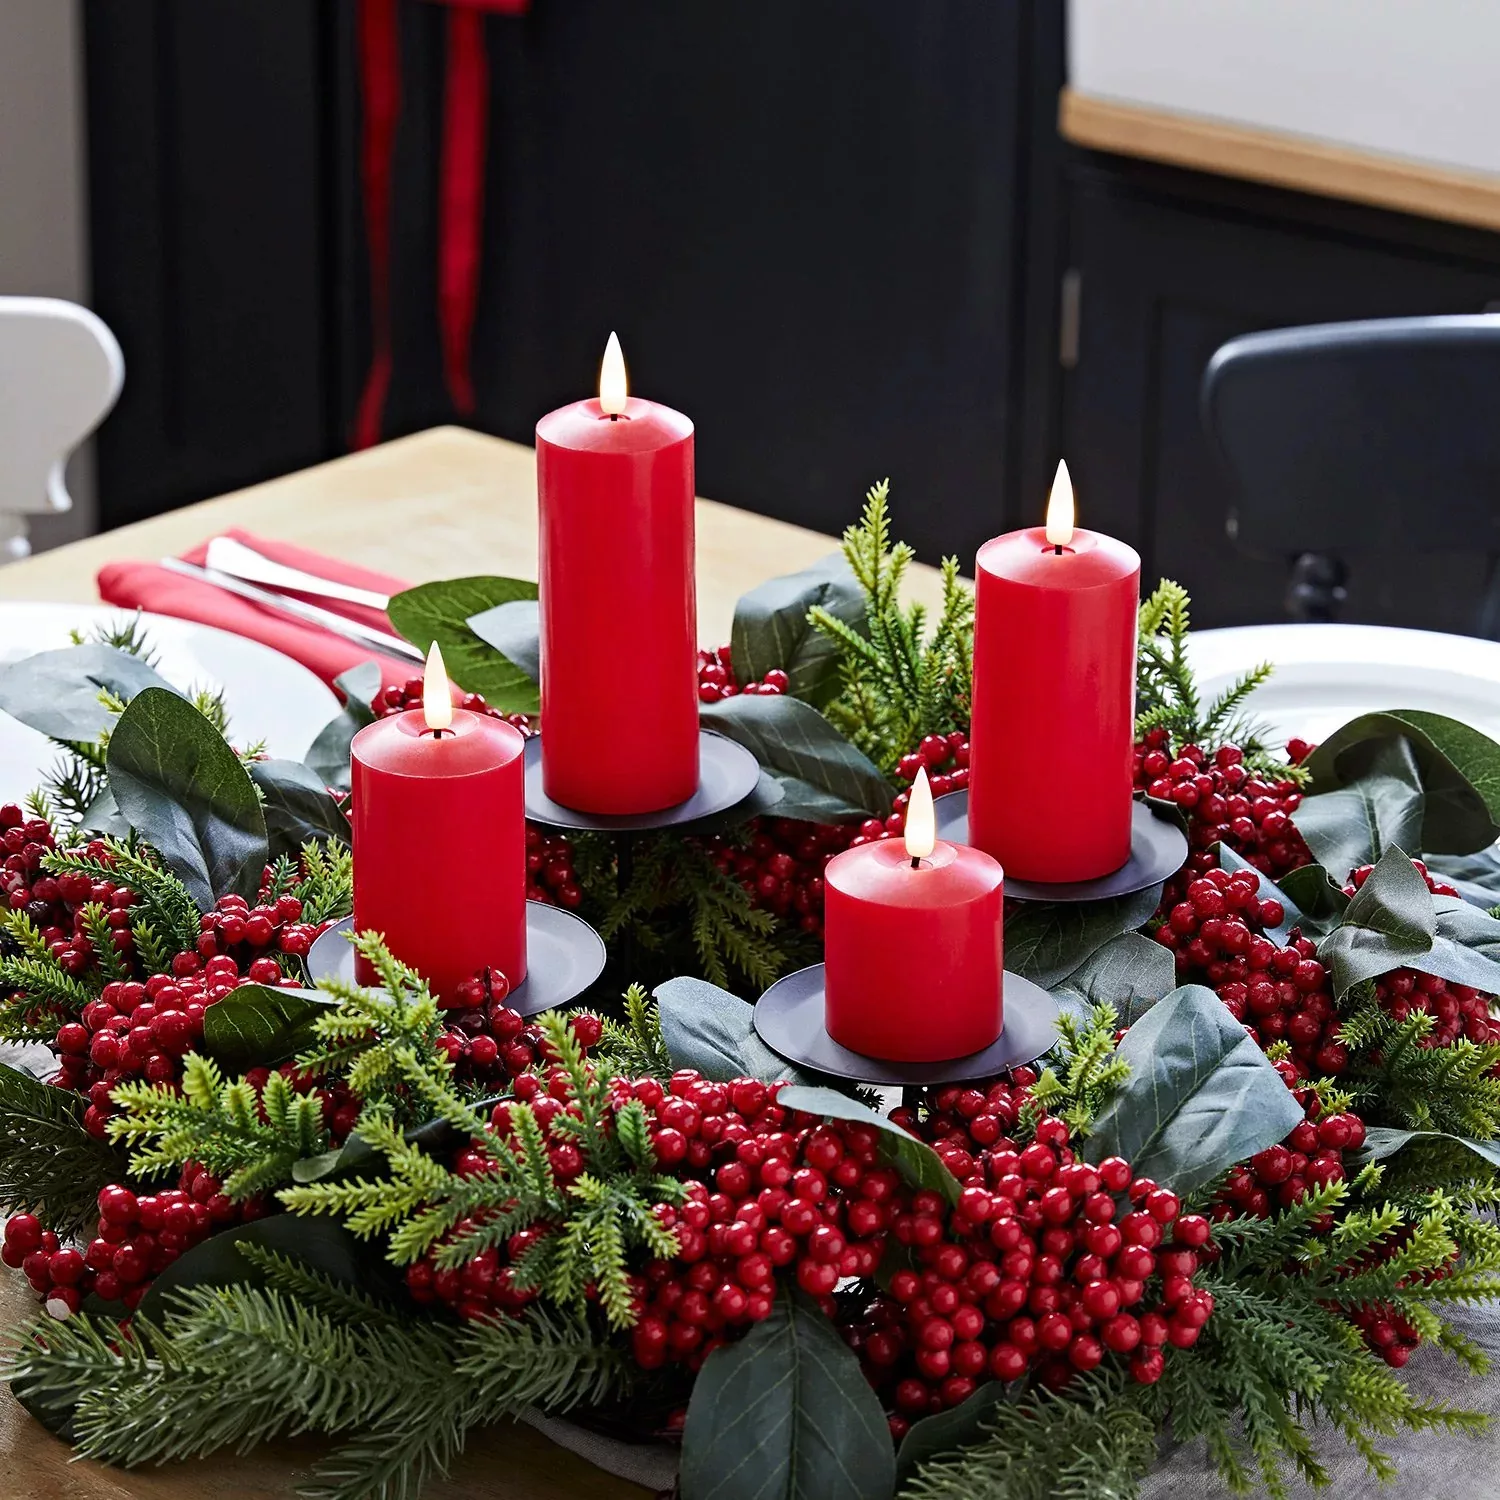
{"left": 423, "top": 641, "right": 453, "bottom": 732}
{"left": 905, "top": 767, "right": 936, "bottom": 862}
{"left": 599, "top": 331, "right": 628, "bottom": 415}
{"left": 1045, "top": 459, "right": 1075, "bottom": 547}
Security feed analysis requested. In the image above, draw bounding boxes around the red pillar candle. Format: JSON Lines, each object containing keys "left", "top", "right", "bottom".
{"left": 351, "top": 643, "right": 527, "bottom": 1000}
{"left": 823, "top": 771, "right": 1005, "bottom": 1061}
{"left": 968, "top": 462, "right": 1140, "bottom": 883}
{"left": 535, "top": 333, "right": 698, "bottom": 814}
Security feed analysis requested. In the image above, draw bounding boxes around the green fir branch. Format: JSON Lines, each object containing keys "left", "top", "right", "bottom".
{"left": 598, "top": 984, "right": 674, "bottom": 1080}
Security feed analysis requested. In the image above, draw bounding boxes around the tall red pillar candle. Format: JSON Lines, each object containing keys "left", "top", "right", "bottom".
{"left": 535, "top": 333, "right": 698, "bottom": 814}
{"left": 351, "top": 644, "right": 527, "bottom": 1000}
{"left": 823, "top": 771, "right": 1005, "bottom": 1061}
{"left": 968, "top": 461, "right": 1140, "bottom": 883}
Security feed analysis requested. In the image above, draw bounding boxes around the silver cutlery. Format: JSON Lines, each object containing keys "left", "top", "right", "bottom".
{"left": 203, "top": 535, "right": 392, "bottom": 612}
{"left": 159, "top": 556, "right": 425, "bottom": 664}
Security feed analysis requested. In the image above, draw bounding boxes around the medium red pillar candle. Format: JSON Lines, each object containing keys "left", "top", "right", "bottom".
{"left": 968, "top": 461, "right": 1140, "bottom": 883}
{"left": 351, "top": 644, "right": 527, "bottom": 1000}
{"left": 535, "top": 333, "right": 698, "bottom": 814}
{"left": 823, "top": 771, "right": 1005, "bottom": 1062}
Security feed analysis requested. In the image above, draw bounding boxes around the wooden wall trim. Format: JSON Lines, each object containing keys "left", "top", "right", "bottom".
{"left": 1059, "top": 86, "right": 1500, "bottom": 235}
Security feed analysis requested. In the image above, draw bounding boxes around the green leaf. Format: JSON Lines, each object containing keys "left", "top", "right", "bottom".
{"left": 386, "top": 576, "right": 540, "bottom": 714}
{"left": 1050, "top": 931, "right": 1176, "bottom": 1028}
{"left": 1423, "top": 896, "right": 1500, "bottom": 994}
{"left": 680, "top": 1286, "right": 895, "bottom": 1500}
{"left": 1306, "top": 710, "right": 1500, "bottom": 857}
{"left": 248, "top": 758, "right": 351, "bottom": 860}
{"left": 465, "top": 598, "right": 540, "bottom": 683}
{"left": 305, "top": 662, "right": 381, "bottom": 793}
{"left": 201, "top": 984, "right": 337, "bottom": 1068}
{"left": 1277, "top": 863, "right": 1351, "bottom": 937}
{"left": 700, "top": 694, "right": 892, "bottom": 821}
{"left": 0, "top": 643, "right": 176, "bottom": 741}
{"left": 730, "top": 553, "right": 864, "bottom": 710}
{"left": 1355, "top": 1125, "right": 1500, "bottom": 1171}
{"left": 1003, "top": 886, "right": 1163, "bottom": 990}
{"left": 1427, "top": 847, "right": 1500, "bottom": 909}
{"left": 1294, "top": 736, "right": 1425, "bottom": 880}
{"left": 134, "top": 1214, "right": 397, "bottom": 1328}
{"left": 779, "top": 1085, "right": 961, "bottom": 1206}
{"left": 654, "top": 976, "right": 808, "bottom": 1085}
{"left": 106, "top": 687, "right": 268, "bottom": 908}
{"left": 1317, "top": 847, "right": 1436, "bottom": 997}
{"left": 894, "top": 1380, "right": 1008, "bottom": 1490}
{"left": 1084, "top": 985, "right": 1305, "bottom": 1197}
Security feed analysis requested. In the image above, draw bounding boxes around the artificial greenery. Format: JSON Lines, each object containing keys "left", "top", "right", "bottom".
{"left": 1021, "top": 1003, "right": 1131, "bottom": 1140}
{"left": 808, "top": 481, "right": 973, "bottom": 773}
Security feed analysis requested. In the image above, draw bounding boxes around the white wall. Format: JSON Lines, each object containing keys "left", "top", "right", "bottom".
{"left": 0, "top": 0, "right": 95, "bottom": 548}
{"left": 1070, "top": 0, "right": 1500, "bottom": 180}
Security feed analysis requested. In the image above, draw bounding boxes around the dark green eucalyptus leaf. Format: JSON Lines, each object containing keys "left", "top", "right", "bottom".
{"left": 779, "top": 1085, "right": 961, "bottom": 1205}
{"left": 1294, "top": 736, "right": 1425, "bottom": 880}
{"left": 1277, "top": 863, "right": 1351, "bottom": 936}
{"left": 700, "top": 694, "right": 892, "bottom": 821}
{"left": 729, "top": 553, "right": 864, "bottom": 710}
{"left": 1427, "top": 847, "right": 1500, "bottom": 909}
{"left": 758, "top": 770, "right": 872, "bottom": 824}
{"left": 201, "top": 984, "right": 337, "bottom": 1068}
{"left": 305, "top": 661, "right": 382, "bottom": 793}
{"left": 249, "top": 758, "right": 351, "bottom": 860}
{"left": 1355, "top": 1126, "right": 1500, "bottom": 1171}
{"left": 79, "top": 785, "right": 131, "bottom": 839}
{"left": 0, "top": 643, "right": 176, "bottom": 742}
{"left": 895, "top": 1381, "right": 1008, "bottom": 1490}
{"left": 655, "top": 976, "right": 809, "bottom": 1085}
{"left": 1316, "top": 847, "right": 1435, "bottom": 997}
{"left": 106, "top": 687, "right": 267, "bottom": 908}
{"left": 465, "top": 598, "right": 540, "bottom": 682}
{"left": 1004, "top": 885, "right": 1163, "bottom": 990}
{"left": 1051, "top": 931, "right": 1176, "bottom": 1028}
{"left": 1421, "top": 896, "right": 1500, "bottom": 994}
{"left": 680, "top": 1286, "right": 895, "bottom": 1500}
{"left": 1085, "top": 985, "right": 1304, "bottom": 1197}
{"left": 135, "top": 1215, "right": 397, "bottom": 1327}
{"left": 1306, "top": 711, "right": 1500, "bottom": 857}
{"left": 386, "top": 576, "right": 540, "bottom": 714}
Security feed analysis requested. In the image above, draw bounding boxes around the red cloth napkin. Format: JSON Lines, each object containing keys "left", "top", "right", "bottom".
{"left": 96, "top": 529, "right": 417, "bottom": 697}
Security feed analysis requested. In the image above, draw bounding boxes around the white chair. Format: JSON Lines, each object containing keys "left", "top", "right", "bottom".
{"left": 0, "top": 297, "right": 124, "bottom": 561}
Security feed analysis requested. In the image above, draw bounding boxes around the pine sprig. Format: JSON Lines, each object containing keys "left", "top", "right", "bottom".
{"left": 44, "top": 837, "right": 204, "bottom": 943}
{"left": 597, "top": 983, "right": 673, "bottom": 1080}
{"left": 1136, "top": 579, "right": 1299, "bottom": 778}
{"left": 297, "top": 840, "right": 356, "bottom": 926}
{"left": 808, "top": 481, "right": 973, "bottom": 772}
{"left": 1024, "top": 1004, "right": 1130, "bottom": 1139}
{"left": 108, "top": 1054, "right": 328, "bottom": 1198}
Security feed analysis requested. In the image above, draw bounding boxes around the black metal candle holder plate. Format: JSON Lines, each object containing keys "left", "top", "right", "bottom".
{"left": 523, "top": 729, "right": 762, "bottom": 832}
{"left": 932, "top": 793, "right": 1187, "bottom": 903}
{"left": 754, "top": 964, "right": 1059, "bottom": 1085}
{"left": 307, "top": 905, "right": 607, "bottom": 1018}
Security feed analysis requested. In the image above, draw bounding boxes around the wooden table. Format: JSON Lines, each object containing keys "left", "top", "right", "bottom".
{"left": 0, "top": 427, "right": 947, "bottom": 1500}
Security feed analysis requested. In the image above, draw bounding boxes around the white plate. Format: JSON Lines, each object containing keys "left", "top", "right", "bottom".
{"left": 0, "top": 602, "right": 338, "bottom": 798}
{"left": 1187, "top": 623, "right": 1500, "bottom": 748}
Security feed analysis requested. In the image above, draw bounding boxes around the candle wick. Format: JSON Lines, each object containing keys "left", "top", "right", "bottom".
{"left": 1054, "top": 544, "right": 1063, "bottom": 556}
{"left": 610, "top": 413, "right": 620, "bottom": 422}
{"left": 910, "top": 855, "right": 921, "bottom": 871}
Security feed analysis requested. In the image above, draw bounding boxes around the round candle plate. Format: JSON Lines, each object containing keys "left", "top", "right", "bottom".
{"left": 753, "top": 965, "right": 1059, "bottom": 1086}
{"left": 307, "top": 904, "right": 606, "bottom": 1018}
{"left": 932, "top": 793, "right": 1188, "bottom": 903}
{"left": 523, "top": 730, "right": 761, "bottom": 832}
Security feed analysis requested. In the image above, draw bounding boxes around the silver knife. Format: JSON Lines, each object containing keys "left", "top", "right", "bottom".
{"left": 159, "top": 556, "right": 425, "bottom": 664}
{"left": 204, "top": 535, "right": 392, "bottom": 612}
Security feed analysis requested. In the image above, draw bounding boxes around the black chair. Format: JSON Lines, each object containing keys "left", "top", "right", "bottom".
{"left": 1201, "top": 315, "right": 1500, "bottom": 633}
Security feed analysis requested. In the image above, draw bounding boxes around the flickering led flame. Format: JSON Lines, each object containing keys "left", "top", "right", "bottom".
{"left": 905, "top": 767, "right": 936, "bottom": 862}
{"left": 599, "top": 331, "right": 628, "bottom": 415}
{"left": 1045, "top": 459, "right": 1075, "bottom": 547}
{"left": 423, "top": 641, "right": 453, "bottom": 732}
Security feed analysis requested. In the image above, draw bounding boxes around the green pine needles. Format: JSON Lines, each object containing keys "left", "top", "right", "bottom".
{"left": 808, "top": 480, "right": 974, "bottom": 773}
{"left": 1022, "top": 1004, "right": 1131, "bottom": 1140}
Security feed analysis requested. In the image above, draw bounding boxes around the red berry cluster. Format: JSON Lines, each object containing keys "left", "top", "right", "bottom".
{"left": 1135, "top": 735, "right": 1311, "bottom": 895}
{"left": 375, "top": 676, "right": 529, "bottom": 735}
{"left": 524, "top": 826, "right": 582, "bottom": 909}
{"left": 194, "top": 890, "right": 320, "bottom": 967}
{"left": 894, "top": 732, "right": 970, "bottom": 798}
{"left": 2, "top": 1164, "right": 266, "bottom": 1318}
{"left": 1214, "top": 1088, "right": 1363, "bottom": 1224}
{"left": 696, "top": 644, "right": 789, "bottom": 703}
{"left": 437, "top": 987, "right": 603, "bottom": 1091}
{"left": 1154, "top": 865, "right": 1343, "bottom": 1077}
{"left": 706, "top": 819, "right": 854, "bottom": 938}
{"left": 890, "top": 1074, "right": 1037, "bottom": 1177}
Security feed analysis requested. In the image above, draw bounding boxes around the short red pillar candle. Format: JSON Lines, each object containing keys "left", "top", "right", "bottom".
{"left": 535, "top": 333, "right": 698, "bottom": 814}
{"left": 822, "top": 771, "right": 1005, "bottom": 1061}
{"left": 351, "top": 644, "right": 527, "bottom": 1000}
{"left": 968, "top": 462, "right": 1140, "bottom": 883}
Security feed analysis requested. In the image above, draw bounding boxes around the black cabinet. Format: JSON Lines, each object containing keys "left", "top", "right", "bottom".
{"left": 1056, "top": 161, "right": 1500, "bottom": 631}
